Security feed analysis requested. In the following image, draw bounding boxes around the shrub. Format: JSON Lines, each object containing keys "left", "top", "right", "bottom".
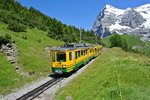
{"left": 37, "top": 39, "right": 41, "bottom": 43}
{"left": 37, "top": 25, "right": 47, "bottom": 32}
{"left": 7, "top": 21, "right": 27, "bottom": 32}
{"left": 110, "top": 34, "right": 122, "bottom": 47}
{"left": 0, "top": 34, "right": 12, "bottom": 45}
{"left": 22, "top": 35, "right": 27, "bottom": 40}
{"left": 27, "top": 20, "right": 38, "bottom": 28}
{"left": 110, "top": 34, "right": 129, "bottom": 51}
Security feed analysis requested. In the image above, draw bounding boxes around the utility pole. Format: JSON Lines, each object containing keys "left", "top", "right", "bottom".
{"left": 80, "top": 28, "right": 82, "bottom": 44}
{"left": 95, "top": 33, "right": 98, "bottom": 44}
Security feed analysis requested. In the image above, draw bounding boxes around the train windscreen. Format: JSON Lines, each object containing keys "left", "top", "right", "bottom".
{"left": 57, "top": 52, "right": 66, "bottom": 62}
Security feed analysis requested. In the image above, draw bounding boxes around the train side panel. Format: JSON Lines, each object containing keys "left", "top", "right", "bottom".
{"left": 74, "top": 48, "right": 89, "bottom": 69}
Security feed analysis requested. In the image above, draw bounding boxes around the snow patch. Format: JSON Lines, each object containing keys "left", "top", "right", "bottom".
{"left": 141, "top": 20, "right": 150, "bottom": 28}
{"left": 109, "top": 23, "right": 131, "bottom": 31}
{"left": 104, "top": 4, "right": 125, "bottom": 16}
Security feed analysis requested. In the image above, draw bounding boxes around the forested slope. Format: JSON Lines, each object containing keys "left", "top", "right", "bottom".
{"left": 0, "top": 0, "right": 100, "bottom": 44}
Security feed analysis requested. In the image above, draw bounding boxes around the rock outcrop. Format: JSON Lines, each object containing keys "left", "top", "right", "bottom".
{"left": 120, "top": 8, "right": 145, "bottom": 28}
{"left": 0, "top": 43, "right": 19, "bottom": 63}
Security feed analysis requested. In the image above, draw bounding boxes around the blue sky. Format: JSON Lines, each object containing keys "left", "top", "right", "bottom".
{"left": 18, "top": 0, "right": 150, "bottom": 30}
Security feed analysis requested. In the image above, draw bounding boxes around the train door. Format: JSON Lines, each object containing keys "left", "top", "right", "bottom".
{"left": 50, "top": 52, "right": 56, "bottom": 72}
{"left": 72, "top": 51, "right": 76, "bottom": 69}
{"left": 68, "top": 51, "right": 74, "bottom": 67}
{"left": 75, "top": 50, "right": 78, "bottom": 68}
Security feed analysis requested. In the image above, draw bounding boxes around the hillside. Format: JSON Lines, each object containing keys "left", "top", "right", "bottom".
{"left": 0, "top": 22, "right": 64, "bottom": 95}
{"left": 102, "top": 34, "right": 150, "bottom": 56}
{"left": 56, "top": 48, "right": 150, "bottom": 99}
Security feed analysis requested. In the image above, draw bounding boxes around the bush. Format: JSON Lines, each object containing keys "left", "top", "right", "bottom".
{"left": 110, "top": 34, "right": 122, "bottom": 47}
{"left": 37, "top": 39, "right": 41, "bottom": 43}
{"left": 7, "top": 21, "right": 27, "bottom": 32}
{"left": 37, "top": 25, "right": 47, "bottom": 32}
{"left": 22, "top": 35, "right": 27, "bottom": 40}
{"left": 110, "top": 34, "right": 129, "bottom": 51}
{"left": 27, "top": 20, "right": 38, "bottom": 28}
{"left": 0, "top": 34, "right": 12, "bottom": 45}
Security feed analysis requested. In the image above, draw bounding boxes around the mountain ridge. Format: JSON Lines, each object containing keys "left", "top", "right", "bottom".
{"left": 92, "top": 3, "right": 150, "bottom": 41}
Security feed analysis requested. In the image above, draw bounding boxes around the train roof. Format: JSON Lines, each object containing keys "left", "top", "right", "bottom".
{"left": 50, "top": 44, "right": 102, "bottom": 52}
{"left": 51, "top": 46, "right": 89, "bottom": 51}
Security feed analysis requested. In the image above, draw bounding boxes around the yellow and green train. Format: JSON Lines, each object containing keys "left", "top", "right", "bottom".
{"left": 50, "top": 44, "right": 103, "bottom": 74}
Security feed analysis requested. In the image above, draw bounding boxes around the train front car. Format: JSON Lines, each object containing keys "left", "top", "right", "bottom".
{"left": 50, "top": 44, "right": 103, "bottom": 75}
{"left": 50, "top": 48, "right": 75, "bottom": 75}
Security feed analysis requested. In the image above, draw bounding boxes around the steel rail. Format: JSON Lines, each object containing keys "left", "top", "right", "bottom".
{"left": 16, "top": 78, "right": 63, "bottom": 100}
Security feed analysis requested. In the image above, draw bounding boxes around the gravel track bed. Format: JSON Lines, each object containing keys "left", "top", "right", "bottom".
{"left": 33, "top": 59, "right": 96, "bottom": 100}
{"left": 2, "top": 77, "right": 52, "bottom": 100}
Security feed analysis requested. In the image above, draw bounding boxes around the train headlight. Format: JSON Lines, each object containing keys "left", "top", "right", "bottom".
{"left": 62, "top": 65, "right": 66, "bottom": 68}
{"left": 52, "top": 65, "right": 55, "bottom": 67}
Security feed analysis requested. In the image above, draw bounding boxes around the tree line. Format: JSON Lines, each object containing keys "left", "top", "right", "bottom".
{"left": 0, "top": 0, "right": 101, "bottom": 44}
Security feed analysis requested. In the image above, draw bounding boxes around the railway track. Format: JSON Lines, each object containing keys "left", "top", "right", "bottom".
{"left": 16, "top": 78, "right": 63, "bottom": 100}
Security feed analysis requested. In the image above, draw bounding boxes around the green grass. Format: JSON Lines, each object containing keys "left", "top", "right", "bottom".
{"left": 12, "top": 28, "right": 63, "bottom": 74}
{"left": 0, "top": 53, "right": 25, "bottom": 94}
{"left": 0, "top": 22, "right": 64, "bottom": 95}
{"left": 101, "top": 36, "right": 112, "bottom": 47}
{"left": 102, "top": 34, "right": 150, "bottom": 56}
{"left": 56, "top": 48, "right": 150, "bottom": 100}
{"left": 102, "top": 34, "right": 144, "bottom": 47}
{"left": 122, "top": 34, "right": 144, "bottom": 47}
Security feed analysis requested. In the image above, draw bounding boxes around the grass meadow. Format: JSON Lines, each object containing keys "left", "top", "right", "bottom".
{"left": 56, "top": 48, "right": 150, "bottom": 100}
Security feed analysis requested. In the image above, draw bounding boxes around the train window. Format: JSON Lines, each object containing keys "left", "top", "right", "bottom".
{"left": 83, "top": 50, "right": 85, "bottom": 55}
{"left": 78, "top": 51, "right": 80, "bottom": 58}
{"left": 69, "top": 52, "right": 72, "bottom": 61}
{"left": 52, "top": 53, "right": 55, "bottom": 62}
{"left": 57, "top": 52, "right": 66, "bottom": 62}
{"left": 76, "top": 51, "right": 78, "bottom": 59}
{"left": 81, "top": 50, "right": 84, "bottom": 56}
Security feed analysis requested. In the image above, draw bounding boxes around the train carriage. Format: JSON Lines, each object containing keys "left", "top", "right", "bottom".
{"left": 50, "top": 44, "right": 102, "bottom": 75}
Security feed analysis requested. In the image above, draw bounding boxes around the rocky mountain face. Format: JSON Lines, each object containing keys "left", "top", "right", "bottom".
{"left": 92, "top": 4, "right": 150, "bottom": 41}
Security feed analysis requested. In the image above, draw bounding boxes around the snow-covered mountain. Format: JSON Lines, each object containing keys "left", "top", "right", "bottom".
{"left": 92, "top": 4, "right": 150, "bottom": 41}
